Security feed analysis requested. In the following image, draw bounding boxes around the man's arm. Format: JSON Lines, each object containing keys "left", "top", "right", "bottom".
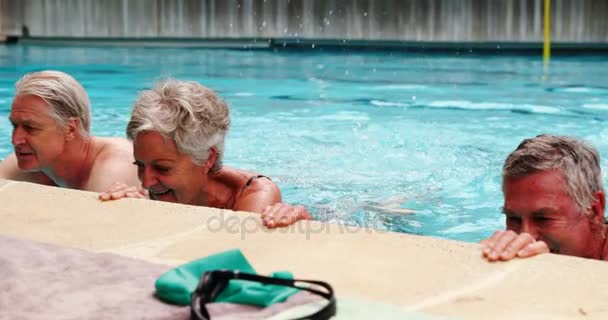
{"left": 0, "top": 153, "right": 19, "bottom": 180}
{"left": 0, "top": 153, "right": 55, "bottom": 185}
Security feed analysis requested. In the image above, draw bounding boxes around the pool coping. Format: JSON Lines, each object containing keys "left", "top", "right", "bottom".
{"left": 1, "top": 178, "right": 607, "bottom": 319}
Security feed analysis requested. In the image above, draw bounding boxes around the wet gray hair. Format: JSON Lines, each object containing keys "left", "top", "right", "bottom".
{"left": 15, "top": 70, "right": 91, "bottom": 138}
{"left": 126, "top": 79, "right": 230, "bottom": 173}
{"left": 503, "top": 134, "right": 604, "bottom": 213}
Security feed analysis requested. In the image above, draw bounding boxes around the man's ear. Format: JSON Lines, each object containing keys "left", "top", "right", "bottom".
{"left": 203, "top": 147, "right": 217, "bottom": 174}
{"left": 590, "top": 191, "right": 606, "bottom": 225}
{"left": 64, "top": 117, "right": 80, "bottom": 141}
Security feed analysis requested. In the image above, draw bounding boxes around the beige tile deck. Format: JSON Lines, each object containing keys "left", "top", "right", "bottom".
{"left": 1, "top": 179, "right": 607, "bottom": 319}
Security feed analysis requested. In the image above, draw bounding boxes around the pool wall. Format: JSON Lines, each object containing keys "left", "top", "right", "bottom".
{"left": 2, "top": 178, "right": 608, "bottom": 319}
{"left": 1, "top": 0, "right": 607, "bottom": 49}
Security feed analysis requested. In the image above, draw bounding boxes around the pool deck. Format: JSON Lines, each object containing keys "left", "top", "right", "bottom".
{"left": 1, "top": 178, "right": 607, "bottom": 319}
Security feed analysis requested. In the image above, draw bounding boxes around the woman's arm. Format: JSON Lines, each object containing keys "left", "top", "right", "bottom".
{"left": 233, "top": 179, "right": 312, "bottom": 228}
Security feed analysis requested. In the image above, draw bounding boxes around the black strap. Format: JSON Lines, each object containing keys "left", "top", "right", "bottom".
{"left": 240, "top": 175, "right": 270, "bottom": 193}
{"left": 191, "top": 270, "right": 336, "bottom": 320}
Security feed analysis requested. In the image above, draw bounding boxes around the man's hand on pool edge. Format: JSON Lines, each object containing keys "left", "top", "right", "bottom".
{"left": 481, "top": 230, "right": 550, "bottom": 262}
{"left": 98, "top": 181, "right": 149, "bottom": 201}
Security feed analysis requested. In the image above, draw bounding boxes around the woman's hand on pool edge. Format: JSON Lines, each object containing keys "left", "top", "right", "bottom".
{"left": 481, "top": 230, "right": 550, "bottom": 262}
{"left": 261, "top": 203, "right": 312, "bottom": 228}
{"left": 98, "top": 181, "right": 149, "bottom": 201}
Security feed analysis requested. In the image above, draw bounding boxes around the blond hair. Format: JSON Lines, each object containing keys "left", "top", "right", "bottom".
{"left": 15, "top": 70, "right": 91, "bottom": 138}
{"left": 126, "top": 79, "right": 230, "bottom": 173}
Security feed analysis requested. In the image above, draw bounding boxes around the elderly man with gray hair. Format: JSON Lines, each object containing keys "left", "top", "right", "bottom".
{"left": 482, "top": 134, "right": 608, "bottom": 261}
{"left": 0, "top": 70, "right": 139, "bottom": 191}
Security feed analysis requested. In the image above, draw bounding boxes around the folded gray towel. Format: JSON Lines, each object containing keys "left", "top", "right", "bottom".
{"left": 0, "top": 235, "right": 319, "bottom": 320}
{"left": 0, "top": 235, "right": 190, "bottom": 320}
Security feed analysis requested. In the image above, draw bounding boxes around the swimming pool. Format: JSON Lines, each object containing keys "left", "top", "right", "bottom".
{"left": 2, "top": 44, "right": 608, "bottom": 242}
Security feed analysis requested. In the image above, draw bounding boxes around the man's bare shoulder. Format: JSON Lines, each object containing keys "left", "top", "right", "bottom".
{"left": 84, "top": 137, "right": 138, "bottom": 192}
{"left": 0, "top": 153, "right": 55, "bottom": 185}
{"left": 95, "top": 137, "right": 133, "bottom": 160}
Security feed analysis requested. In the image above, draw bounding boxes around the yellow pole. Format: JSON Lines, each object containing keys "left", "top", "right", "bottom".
{"left": 543, "top": 0, "right": 551, "bottom": 77}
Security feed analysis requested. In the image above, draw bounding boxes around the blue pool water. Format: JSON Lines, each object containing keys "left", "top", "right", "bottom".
{"left": 2, "top": 44, "right": 608, "bottom": 242}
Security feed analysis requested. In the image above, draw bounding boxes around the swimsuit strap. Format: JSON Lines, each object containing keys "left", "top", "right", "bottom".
{"left": 240, "top": 175, "right": 270, "bottom": 193}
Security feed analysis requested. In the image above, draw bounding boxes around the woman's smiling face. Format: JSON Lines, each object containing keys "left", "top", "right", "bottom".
{"left": 133, "top": 131, "right": 207, "bottom": 206}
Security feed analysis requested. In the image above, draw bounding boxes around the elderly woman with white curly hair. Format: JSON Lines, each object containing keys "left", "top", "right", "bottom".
{"left": 99, "top": 79, "right": 311, "bottom": 228}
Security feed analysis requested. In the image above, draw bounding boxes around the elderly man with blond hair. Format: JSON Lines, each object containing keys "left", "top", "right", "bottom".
{"left": 482, "top": 134, "right": 608, "bottom": 261}
{"left": 0, "top": 70, "right": 139, "bottom": 191}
